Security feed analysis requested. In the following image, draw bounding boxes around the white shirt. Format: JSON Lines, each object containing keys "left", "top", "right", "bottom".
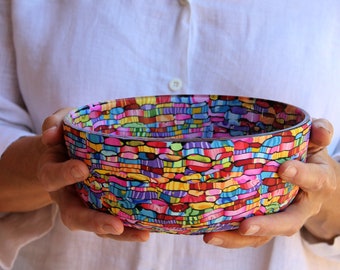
{"left": 1, "top": 1, "right": 340, "bottom": 269}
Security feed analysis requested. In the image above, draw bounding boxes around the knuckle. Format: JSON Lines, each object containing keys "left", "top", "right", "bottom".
{"left": 310, "top": 169, "right": 330, "bottom": 191}
{"left": 37, "top": 164, "right": 53, "bottom": 191}
{"left": 313, "top": 176, "right": 326, "bottom": 191}
{"left": 315, "top": 172, "right": 336, "bottom": 193}
{"left": 62, "top": 166, "right": 73, "bottom": 185}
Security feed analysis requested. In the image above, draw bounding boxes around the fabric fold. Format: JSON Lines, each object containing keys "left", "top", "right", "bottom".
{"left": 0, "top": 204, "right": 58, "bottom": 270}
{"left": 301, "top": 228, "right": 340, "bottom": 261}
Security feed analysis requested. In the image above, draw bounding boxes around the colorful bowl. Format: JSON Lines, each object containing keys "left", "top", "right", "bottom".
{"left": 63, "top": 95, "right": 311, "bottom": 234}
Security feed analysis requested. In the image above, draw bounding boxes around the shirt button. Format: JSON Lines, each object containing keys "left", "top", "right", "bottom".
{"left": 168, "top": 78, "right": 183, "bottom": 92}
{"left": 178, "top": 0, "right": 189, "bottom": 6}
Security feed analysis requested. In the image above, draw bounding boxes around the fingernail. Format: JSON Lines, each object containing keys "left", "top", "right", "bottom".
{"left": 282, "top": 166, "right": 297, "bottom": 178}
{"left": 102, "top": 224, "right": 118, "bottom": 235}
{"left": 243, "top": 225, "right": 260, "bottom": 236}
{"left": 139, "top": 232, "right": 150, "bottom": 242}
{"left": 43, "top": 125, "right": 58, "bottom": 133}
{"left": 132, "top": 231, "right": 150, "bottom": 242}
{"left": 314, "top": 121, "right": 332, "bottom": 134}
{"left": 71, "top": 166, "right": 86, "bottom": 180}
{"left": 207, "top": 237, "right": 224, "bottom": 246}
{"left": 41, "top": 126, "right": 58, "bottom": 145}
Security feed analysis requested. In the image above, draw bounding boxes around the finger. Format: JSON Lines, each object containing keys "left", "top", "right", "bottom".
{"left": 204, "top": 230, "right": 272, "bottom": 248}
{"left": 39, "top": 159, "right": 89, "bottom": 191}
{"left": 97, "top": 227, "right": 150, "bottom": 242}
{"left": 41, "top": 107, "right": 73, "bottom": 145}
{"left": 41, "top": 126, "right": 64, "bottom": 146}
{"left": 279, "top": 153, "right": 336, "bottom": 192}
{"left": 42, "top": 107, "right": 74, "bottom": 131}
{"left": 236, "top": 195, "right": 309, "bottom": 238}
{"left": 251, "top": 155, "right": 336, "bottom": 238}
{"left": 308, "top": 118, "right": 333, "bottom": 153}
{"left": 51, "top": 186, "right": 124, "bottom": 235}
{"left": 38, "top": 145, "right": 89, "bottom": 191}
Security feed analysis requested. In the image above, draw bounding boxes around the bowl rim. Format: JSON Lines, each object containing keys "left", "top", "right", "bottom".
{"left": 63, "top": 94, "right": 312, "bottom": 142}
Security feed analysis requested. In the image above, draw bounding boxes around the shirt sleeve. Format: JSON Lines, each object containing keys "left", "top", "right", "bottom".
{"left": 0, "top": 205, "right": 58, "bottom": 270}
{"left": 0, "top": 3, "right": 57, "bottom": 270}
{"left": 0, "top": 0, "right": 35, "bottom": 156}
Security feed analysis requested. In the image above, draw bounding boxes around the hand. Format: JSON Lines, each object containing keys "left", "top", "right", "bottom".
{"left": 39, "top": 108, "right": 150, "bottom": 242}
{"left": 203, "top": 118, "right": 340, "bottom": 248}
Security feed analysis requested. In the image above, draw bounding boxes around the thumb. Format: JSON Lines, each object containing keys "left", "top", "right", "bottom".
{"left": 308, "top": 118, "right": 334, "bottom": 154}
{"left": 41, "top": 107, "right": 74, "bottom": 145}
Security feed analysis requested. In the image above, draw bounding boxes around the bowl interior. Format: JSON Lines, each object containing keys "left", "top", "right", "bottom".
{"left": 63, "top": 95, "right": 311, "bottom": 234}
{"left": 64, "top": 95, "right": 309, "bottom": 140}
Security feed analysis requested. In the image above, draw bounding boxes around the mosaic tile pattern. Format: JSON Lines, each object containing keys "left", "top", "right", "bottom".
{"left": 63, "top": 95, "right": 311, "bottom": 234}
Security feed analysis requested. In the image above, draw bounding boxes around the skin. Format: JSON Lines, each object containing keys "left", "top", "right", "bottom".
{"left": 204, "top": 119, "right": 340, "bottom": 247}
{"left": 0, "top": 108, "right": 339, "bottom": 247}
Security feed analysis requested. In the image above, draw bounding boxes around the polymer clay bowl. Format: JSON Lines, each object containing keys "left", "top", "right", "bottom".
{"left": 63, "top": 95, "right": 311, "bottom": 235}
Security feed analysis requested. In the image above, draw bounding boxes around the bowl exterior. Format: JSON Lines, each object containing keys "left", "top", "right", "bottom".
{"left": 63, "top": 95, "right": 311, "bottom": 234}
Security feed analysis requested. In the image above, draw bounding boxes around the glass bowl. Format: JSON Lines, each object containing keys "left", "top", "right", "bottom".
{"left": 63, "top": 95, "right": 311, "bottom": 234}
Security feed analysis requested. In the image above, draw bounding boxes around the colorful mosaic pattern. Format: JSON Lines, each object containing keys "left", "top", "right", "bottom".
{"left": 63, "top": 95, "right": 311, "bottom": 234}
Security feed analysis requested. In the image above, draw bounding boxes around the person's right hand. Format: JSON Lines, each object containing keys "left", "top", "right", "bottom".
{"left": 39, "top": 108, "right": 150, "bottom": 242}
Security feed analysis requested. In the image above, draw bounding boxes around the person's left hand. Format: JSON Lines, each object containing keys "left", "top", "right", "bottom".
{"left": 203, "top": 118, "right": 340, "bottom": 248}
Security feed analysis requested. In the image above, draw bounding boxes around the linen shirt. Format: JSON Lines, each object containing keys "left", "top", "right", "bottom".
{"left": 1, "top": 1, "right": 340, "bottom": 269}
